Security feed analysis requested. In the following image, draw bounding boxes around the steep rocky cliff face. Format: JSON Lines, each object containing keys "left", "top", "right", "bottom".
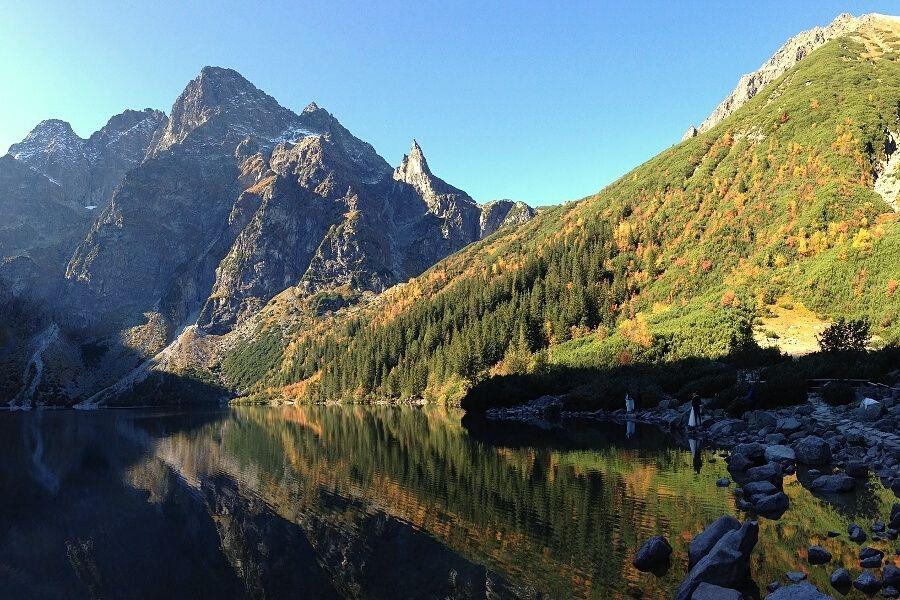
{"left": 1, "top": 109, "right": 166, "bottom": 296}
{"left": 685, "top": 13, "right": 898, "bottom": 138}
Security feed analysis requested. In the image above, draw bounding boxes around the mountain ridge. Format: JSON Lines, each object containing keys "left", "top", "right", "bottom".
{"left": 0, "top": 65, "right": 535, "bottom": 406}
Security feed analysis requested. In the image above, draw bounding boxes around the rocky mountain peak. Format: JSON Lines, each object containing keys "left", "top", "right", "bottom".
{"left": 394, "top": 139, "right": 432, "bottom": 182}
{"left": 150, "top": 66, "right": 299, "bottom": 156}
{"left": 303, "top": 101, "right": 321, "bottom": 114}
{"left": 9, "top": 119, "right": 85, "bottom": 165}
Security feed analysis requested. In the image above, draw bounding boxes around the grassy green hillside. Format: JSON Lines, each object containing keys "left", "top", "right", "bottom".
{"left": 222, "top": 29, "right": 900, "bottom": 404}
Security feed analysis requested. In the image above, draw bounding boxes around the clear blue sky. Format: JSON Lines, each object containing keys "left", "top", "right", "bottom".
{"left": 1, "top": 1, "right": 897, "bottom": 206}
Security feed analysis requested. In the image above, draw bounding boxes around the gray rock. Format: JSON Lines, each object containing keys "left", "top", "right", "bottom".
{"left": 810, "top": 473, "right": 855, "bottom": 493}
{"left": 765, "top": 445, "right": 797, "bottom": 464}
{"left": 765, "top": 582, "right": 832, "bottom": 599}
{"left": 794, "top": 436, "right": 832, "bottom": 465}
{"left": 853, "top": 571, "right": 882, "bottom": 594}
{"left": 743, "top": 480, "right": 778, "bottom": 497}
{"left": 708, "top": 419, "right": 747, "bottom": 437}
{"left": 747, "top": 462, "right": 784, "bottom": 486}
{"left": 890, "top": 503, "right": 900, "bottom": 529}
{"left": 675, "top": 521, "right": 759, "bottom": 600}
{"left": 807, "top": 545, "right": 831, "bottom": 564}
{"left": 766, "top": 433, "right": 789, "bottom": 445}
{"left": 731, "top": 442, "right": 765, "bottom": 462}
{"left": 786, "top": 572, "right": 808, "bottom": 582}
{"left": 848, "top": 523, "right": 867, "bottom": 543}
{"left": 858, "top": 546, "right": 883, "bottom": 568}
{"left": 716, "top": 477, "right": 731, "bottom": 487}
{"left": 749, "top": 411, "right": 778, "bottom": 429}
{"left": 692, "top": 583, "right": 742, "bottom": 599}
{"left": 884, "top": 585, "right": 899, "bottom": 598}
{"left": 688, "top": 515, "right": 741, "bottom": 568}
{"left": 754, "top": 491, "right": 790, "bottom": 517}
{"left": 632, "top": 535, "right": 672, "bottom": 572}
{"left": 777, "top": 418, "right": 803, "bottom": 434}
{"left": 830, "top": 567, "right": 851, "bottom": 588}
{"left": 884, "top": 564, "right": 900, "bottom": 588}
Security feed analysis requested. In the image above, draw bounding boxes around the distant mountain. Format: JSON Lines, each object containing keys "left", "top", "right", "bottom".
{"left": 0, "top": 66, "right": 534, "bottom": 405}
{"left": 9, "top": 109, "right": 166, "bottom": 209}
{"left": 1, "top": 109, "right": 166, "bottom": 303}
{"left": 219, "top": 13, "right": 900, "bottom": 404}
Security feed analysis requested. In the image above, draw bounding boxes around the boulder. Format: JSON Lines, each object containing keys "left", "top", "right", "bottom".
{"left": 708, "top": 419, "right": 747, "bottom": 437}
{"left": 727, "top": 454, "right": 755, "bottom": 473}
{"left": 854, "top": 398, "right": 884, "bottom": 422}
{"left": 731, "top": 443, "right": 765, "bottom": 463}
{"left": 765, "top": 582, "right": 832, "bottom": 599}
{"left": 675, "top": 521, "right": 759, "bottom": 600}
{"left": 858, "top": 546, "right": 883, "bottom": 568}
{"left": 890, "top": 503, "right": 900, "bottom": 530}
{"left": 848, "top": 523, "right": 867, "bottom": 543}
{"left": 691, "top": 583, "right": 742, "bottom": 600}
{"left": 884, "top": 585, "right": 899, "bottom": 598}
{"left": 806, "top": 545, "right": 831, "bottom": 565}
{"left": 716, "top": 477, "right": 731, "bottom": 487}
{"left": 766, "top": 433, "right": 788, "bottom": 445}
{"left": 749, "top": 411, "right": 777, "bottom": 430}
{"left": 809, "top": 473, "right": 855, "bottom": 493}
{"left": 754, "top": 491, "right": 790, "bottom": 518}
{"left": 794, "top": 436, "right": 832, "bottom": 465}
{"left": 777, "top": 417, "right": 803, "bottom": 433}
{"left": 884, "top": 564, "right": 900, "bottom": 588}
{"left": 853, "top": 571, "right": 882, "bottom": 595}
{"left": 743, "top": 481, "right": 778, "bottom": 497}
{"left": 747, "top": 462, "right": 784, "bottom": 486}
{"left": 632, "top": 535, "right": 672, "bottom": 572}
{"left": 786, "top": 572, "right": 808, "bottom": 582}
{"left": 830, "top": 567, "right": 851, "bottom": 589}
{"left": 688, "top": 515, "right": 741, "bottom": 568}
{"left": 765, "top": 445, "right": 796, "bottom": 465}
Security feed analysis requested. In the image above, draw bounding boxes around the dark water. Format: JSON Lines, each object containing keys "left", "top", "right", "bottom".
{"left": 0, "top": 406, "right": 895, "bottom": 599}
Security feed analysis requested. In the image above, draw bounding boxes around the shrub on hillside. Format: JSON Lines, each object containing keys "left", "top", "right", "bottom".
{"left": 817, "top": 318, "right": 871, "bottom": 353}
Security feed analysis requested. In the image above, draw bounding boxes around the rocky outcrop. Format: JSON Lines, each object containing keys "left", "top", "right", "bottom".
{"left": 675, "top": 520, "right": 759, "bottom": 600}
{"left": 692, "top": 13, "right": 892, "bottom": 135}
{"left": 632, "top": 535, "right": 672, "bottom": 573}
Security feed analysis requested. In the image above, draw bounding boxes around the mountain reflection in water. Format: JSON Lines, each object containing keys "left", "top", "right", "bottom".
{"left": 0, "top": 406, "right": 895, "bottom": 599}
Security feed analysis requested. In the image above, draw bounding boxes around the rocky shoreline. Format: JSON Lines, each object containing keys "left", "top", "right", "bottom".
{"left": 486, "top": 385, "right": 900, "bottom": 498}
{"left": 486, "top": 385, "right": 900, "bottom": 597}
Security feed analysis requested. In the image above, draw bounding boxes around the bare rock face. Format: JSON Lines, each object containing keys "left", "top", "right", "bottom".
{"left": 693, "top": 13, "right": 892, "bottom": 135}
{"left": 196, "top": 135, "right": 533, "bottom": 333}
{"left": 1, "top": 108, "right": 166, "bottom": 298}
{"left": 9, "top": 109, "right": 166, "bottom": 210}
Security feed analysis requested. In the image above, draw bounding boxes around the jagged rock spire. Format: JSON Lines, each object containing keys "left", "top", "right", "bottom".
{"left": 394, "top": 139, "right": 433, "bottom": 184}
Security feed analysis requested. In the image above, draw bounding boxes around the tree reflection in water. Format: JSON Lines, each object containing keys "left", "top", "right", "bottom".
{"left": 0, "top": 406, "right": 895, "bottom": 599}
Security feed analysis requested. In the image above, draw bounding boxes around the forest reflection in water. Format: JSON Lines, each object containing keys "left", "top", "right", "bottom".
{"left": 0, "top": 405, "right": 895, "bottom": 599}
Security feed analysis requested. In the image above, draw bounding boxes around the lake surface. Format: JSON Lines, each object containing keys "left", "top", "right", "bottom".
{"left": 0, "top": 405, "right": 895, "bottom": 599}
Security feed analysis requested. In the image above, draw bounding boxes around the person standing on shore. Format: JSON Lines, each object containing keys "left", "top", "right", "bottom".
{"left": 689, "top": 393, "right": 703, "bottom": 428}
{"left": 625, "top": 393, "right": 636, "bottom": 414}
